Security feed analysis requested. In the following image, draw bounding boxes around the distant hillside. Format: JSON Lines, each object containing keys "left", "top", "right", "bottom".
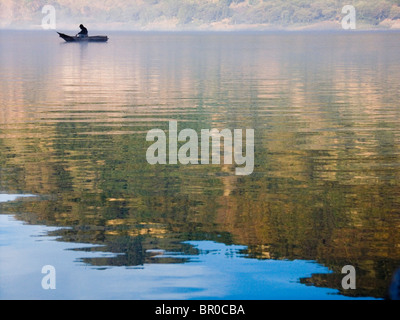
{"left": 1, "top": 0, "right": 400, "bottom": 30}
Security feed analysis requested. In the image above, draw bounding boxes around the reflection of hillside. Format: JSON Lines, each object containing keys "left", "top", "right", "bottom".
{"left": 1, "top": 32, "right": 400, "bottom": 298}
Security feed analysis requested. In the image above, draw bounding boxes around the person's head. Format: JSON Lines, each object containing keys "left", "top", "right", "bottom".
{"left": 80, "top": 24, "right": 84, "bottom": 29}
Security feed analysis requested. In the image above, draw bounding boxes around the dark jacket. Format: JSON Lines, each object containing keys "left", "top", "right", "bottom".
{"left": 78, "top": 25, "right": 88, "bottom": 36}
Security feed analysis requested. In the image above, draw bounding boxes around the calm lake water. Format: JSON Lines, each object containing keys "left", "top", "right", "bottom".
{"left": 1, "top": 30, "right": 400, "bottom": 300}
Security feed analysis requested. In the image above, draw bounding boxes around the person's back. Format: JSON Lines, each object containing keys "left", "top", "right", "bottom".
{"left": 77, "top": 24, "right": 88, "bottom": 37}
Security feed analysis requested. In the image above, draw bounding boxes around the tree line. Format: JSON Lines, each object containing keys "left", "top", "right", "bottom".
{"left": 3, "top": 0, "right": 400, "bottom": 29}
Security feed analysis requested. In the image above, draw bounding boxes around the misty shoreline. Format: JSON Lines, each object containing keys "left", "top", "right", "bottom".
{"left": 2, "top": 23, "right": 400, "bottom": 34}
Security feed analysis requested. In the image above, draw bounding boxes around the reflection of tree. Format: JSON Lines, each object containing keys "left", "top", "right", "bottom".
{"left": 1, "top": 33, "right": 400, "bottom": 298}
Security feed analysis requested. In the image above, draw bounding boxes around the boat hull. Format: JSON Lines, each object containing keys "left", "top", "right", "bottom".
{"left": 57, "top": 32, "right": 108, "bottom": 43}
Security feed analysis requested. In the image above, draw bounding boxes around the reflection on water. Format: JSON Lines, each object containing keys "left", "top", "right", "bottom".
{"left": 2, "top": 213, "right": 363, "bottom": 300}
{"left": 1, "top": 30, "right": 400, "bottom": 299}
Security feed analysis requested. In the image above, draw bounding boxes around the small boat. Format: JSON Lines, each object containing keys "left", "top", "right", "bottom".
{"left": 57, "top": 32, "right": 108, "bottom": 43}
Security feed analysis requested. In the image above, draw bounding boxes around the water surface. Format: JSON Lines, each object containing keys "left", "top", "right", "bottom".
{"left": 1, "top": 30, "right": 400, "bottom": 299}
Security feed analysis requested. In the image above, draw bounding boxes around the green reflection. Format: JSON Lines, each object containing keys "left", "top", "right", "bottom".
{"left": 1, "top": 31, "right": 400, "bottom": 299}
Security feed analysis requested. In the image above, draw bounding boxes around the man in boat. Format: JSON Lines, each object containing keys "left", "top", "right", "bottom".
{"left": 76, "top": 24, "right": 88, "bottom": 38}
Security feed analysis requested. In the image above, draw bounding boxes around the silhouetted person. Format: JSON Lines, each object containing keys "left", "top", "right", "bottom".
{"left": 77, "top": 24, "right": 88, "bottom": 37}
